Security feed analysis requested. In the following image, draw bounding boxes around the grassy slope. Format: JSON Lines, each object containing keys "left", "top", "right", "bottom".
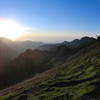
{"left": 0, "top": 41, "right": 100, "bottom": 100}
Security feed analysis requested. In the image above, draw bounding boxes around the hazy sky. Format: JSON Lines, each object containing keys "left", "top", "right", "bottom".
{"left": 0, "top": 0, "right": 100, "bottom": 42}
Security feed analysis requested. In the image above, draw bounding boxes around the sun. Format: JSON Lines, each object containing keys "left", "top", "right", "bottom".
{"left": 0, "top": 18, "right": 25, "bottom": 40}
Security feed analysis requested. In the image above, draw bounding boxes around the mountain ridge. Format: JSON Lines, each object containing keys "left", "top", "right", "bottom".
{"left": 0, "top": 37, "right": 99, "bottom": 100}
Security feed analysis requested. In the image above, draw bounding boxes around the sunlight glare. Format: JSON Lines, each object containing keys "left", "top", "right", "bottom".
{"left": 0, "top": 18, "right": 26, "bottom": 39}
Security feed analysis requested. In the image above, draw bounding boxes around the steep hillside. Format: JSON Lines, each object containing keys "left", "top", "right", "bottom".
{"left": 0, "top": 41, "right": 99, "bottom": 100}
{"left": 0, "top": 38, "right": 17, "bottom": 74}
{"left": 0, "top": 45, "right": 77, "bottom": 89}
{"left": 0, "top": 38, "right": 44, "bottom": 76}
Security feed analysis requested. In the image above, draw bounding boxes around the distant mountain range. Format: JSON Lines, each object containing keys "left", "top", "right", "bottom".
{"left": 38, "top": 36, "right": 96, "bottom": 50}
{"left": 0, "top": 36, "right": 95, "bottom": 63}
{"left": 61, "top": 36, "right": 96, "bottom": 47}
{"left": 0, "top": 37, "right": 44, "bottom": 58}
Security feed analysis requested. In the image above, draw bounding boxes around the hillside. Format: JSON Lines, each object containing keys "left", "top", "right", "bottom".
{"left": 0, "top": 36, "right": 95, "bottom": 89}
{"left": 0, "top": 40, "right": 100, "bottom": 100}
{"left": 0, "top": 45, "right": 77, "bottom": 89}
{"left": 0, "top": 37, "right": 44, "bottom": 76}
{"left": 0, "top": 38, "right": 17, "bottom": 74}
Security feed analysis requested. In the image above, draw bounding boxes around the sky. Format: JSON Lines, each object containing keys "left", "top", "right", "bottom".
{"left": 0, "top": 0, "right": 100, "bottom": 42}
